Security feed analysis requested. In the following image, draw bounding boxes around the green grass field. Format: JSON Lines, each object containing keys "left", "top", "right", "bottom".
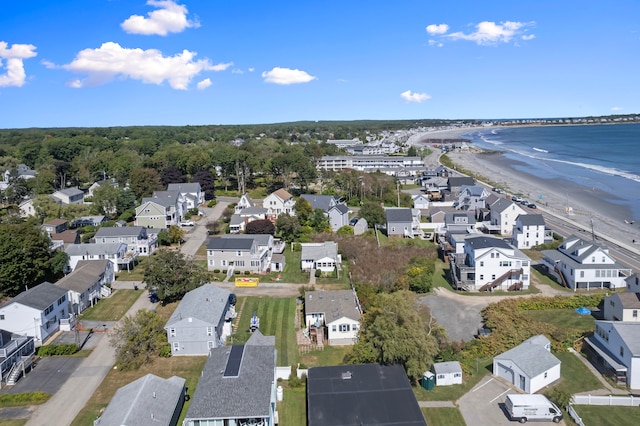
{"left": 79, "top": 289, "right": 142, "bottom": 321}
{"left": 421, "top": 407, "right": 467, "bottom": 426}
{"left": 276, "top": 384, "right": 307, "bottom": 426}
{"left": 546, "top": 352, "right": 603, "bottom": 396}
{"left": 522, "top": 309, "right": 596, "bottom": 333}
{"left": 231, "top": 297, "right": 298, "bottom": 366}
{"left": 572, "top": 405, "right": 640, "bottom": 425}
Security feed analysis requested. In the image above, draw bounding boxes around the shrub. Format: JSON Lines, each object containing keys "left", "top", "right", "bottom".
{"left": 292, "top": 243, "right": 302, "bottom": 252}
{"left": 244, "top": 271, "right": 251, "bottom": 275}
{"left": 234, "top": 270, "right": 240, "bottom": 275}
{"left": 0, "top": 392, "right": 50, "bottom": 407}
{"left": 213, "top": 269, "right": 220, "bottom": 273}
{"left": 207, "top": 199, "right": 217, "bottom": 207}
{"left": 314, "top": 269, "right": 321, "bottom": 277}
{"left": 222, "top": 270, "right": 227, "bottom": 274}
{"left": 37, "top": 344, "right": 78, "bottom": 356}
{"left": 159, "top": 344, "right": 172, "bottom": 358}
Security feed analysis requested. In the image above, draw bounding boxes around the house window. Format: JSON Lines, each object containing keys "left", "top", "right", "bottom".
{"left": 491, "top": 275, "right": 496, "bottom": 280}
{"left": 480, "top": 261, "right": 484, "bottom": 267}
{"left": 544, "top": 372, "right": 548, "bottom": 379}
{"left": 352, "top": 324, "right": 358, "bottom": 331}
{"left": 207, "top": 341, "right": 214, "bottom": 349}
{"left": 0, "top": 315, "right": 4, "bottom": 320}
{"left": 236, "top": 251, "right": 242, "bottom": 256}
{"left": 222, "top": 260, "right": 227, "bottom": 267}
{"left": 58, "top": 296, "right": 66, "bottom": 305}
{"left": 454, "top": 373, "right": 462, "bottom": 378}
{"left": 173, "top": 342, "right": 180, "bottom": 351}
{"left": 480, "top": 275, "right": 484, "bottom": 280}
{"left": 620, "top": 346, "right": 624, "bottom": 357}
{"left": 339, "top": 324, "right": 350, "bottom": 332}
{"left": 437, "top": 375, "right": 445, "bottom": 380}
{"left": 206, "top": 327, "right": 213, "bottom": 336}
{"left": 169, "top": 328, "right": 176, "bottom": 337}
{"left": 332, "top": 325, "right": 337, "bottom": 332}
{"left": 580, "top": 271, "right": 585, "bottom": 278}
{"left": 633, "top": 310, "right": 638, "bottom": 318}
{"left": 236, "top": 261, "right": 244, "bottom": 267}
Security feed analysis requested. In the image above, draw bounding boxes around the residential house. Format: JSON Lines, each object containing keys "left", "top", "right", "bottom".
{"left": 167, "top": 182, "right": 204, "bottom": 209}
{"left": 456, "top": 185, "right": 489, "bottom": 212}
{"left": 50, "top": 229, "right": 81, "bottom": 247}
{"left": 512, "top": 214, "right": 549, "bottom": 249}
{"left": 87, "top": 179, "right": 118, "bottom": 198}
{"left": 304, "top": 289, "right": 361, "bottom": 345}
{"left": 55, "top": 260, "right": 114, "bottom": 315}
{"left": 412, "top": 193, "right": 430, "bottom": 210}
{"left": 262, "top": 188, "right": 295, "bottom": 219}
{"left": 165, "top": 284, "right": 232, "bottom": 356}
{"left": 183, "top": 331, "right": 277, "bottom": 426}
{"left": 385, "top": 208, "right": 421, "bottom": 238}
{"left": 353, "top": 217, "right": 368, "bottom": 235}
{"left": 234, "top": 192, "right": 256, "bottom": 214}
{"left": 445, "top": 176, "right": 475, "bottom": 200}
{"left": 627, "top": 274, "right": 640, "bottom": 293}
{"left": 71, "top": 215, "right": 108, "bottom": 228}
{"left": 65, "top": 242, "right": 132, "bottom": 273}
{"left": 18, "top": 199, "right": 36, "bottom": 218}
{"left": 94, "top": 226, "right": 157, "bottom": 256}
{"left": 450, "top": 236, "right": 531, "bottom": 291}
{"left": 444, "top": 211, "right": 476, "bottom": 234}
{"left": 300, "top": 242, "right": 341, "bottom": 275}
{"left": 135, "top": 190, "right": 186, "bottom": 228}
{"left": 0, "top": 330, "right": 35, "bottom": 386}
{"left": 206, "top": 234, "right": 274, "bottom": 273}
{"left": 96, "top": 374, "right": 186, "bottom": 426}
{"left": 0, "top": 282, "right": 69, "bottom": 343}
{"left": 487, "top": 198, "right": 526, "bottom": 236}
{"left": 307, "top": 363, "right": 426, "bottom": 426}
{"left": 432, "top": 361, "right": 463, "bottom": 386}
{"left": 604, "top": 292, "right": 640, "bottom": 322}
{"left": 541, "top": 235, "right": 632, "bottom": 290}
{"left": 51, "top": 187, "right": 84, "bottom": 205}
{"left": 584, "top": 321, "right": 640, "bottom": 389}
{"left": 229, "top": 206, "right": 268, "bottom": 234}
{"left": 493, "top": 335, "right": 561, "bottom": 394}
{"left": 41, "top": 218, "right": 68, "bottom": 236}
{"left": 0, "top": 164, "right": 37, "bottom": 191}
{"left": 300, "top": 194, "right": 350, "bottom": 232}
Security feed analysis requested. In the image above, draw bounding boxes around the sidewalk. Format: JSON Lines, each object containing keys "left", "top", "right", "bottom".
{"left": 26, "top": 290, "right": 157, "bottom": 426}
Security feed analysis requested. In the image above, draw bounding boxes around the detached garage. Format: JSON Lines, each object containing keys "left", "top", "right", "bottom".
{"left": 493, "top": 335, "right": 561, "bottom": 394}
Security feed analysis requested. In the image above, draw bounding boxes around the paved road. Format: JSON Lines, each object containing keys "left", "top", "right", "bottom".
{"left": 181, "top": 201, "right": 229, "bottom": 257}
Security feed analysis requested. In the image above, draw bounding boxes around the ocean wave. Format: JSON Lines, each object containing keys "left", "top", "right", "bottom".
{"left": 479, "top": 135, "right": 503, "bottom": 146}
{"left": 533, "top": 147, "right": 549, "bottom": 153}
{"left": 544, "top": 158, "right": 640, "bottom": 184}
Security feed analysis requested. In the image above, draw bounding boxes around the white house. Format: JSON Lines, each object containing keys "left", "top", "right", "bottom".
{"left": 55, "top": 260, "right": 114, "bottom": 315}
{"left": 450, "top": 236, "right": 531, "bottom": 292}
{"left": 432, "top": 361, "right": 463, "bottom": 386}
{"left": 412, "top": 193, "right": 430, "bottom": 210}
{"left": 584, "top": 321, "right": 640, "bottom": 389}
{"left": 206, "top": 234, "right": 274, "bottom": 273}
{"left": 94, "top": 226, "right": 157, "bottom": 256}
{"left": 235, "top": 192, "right": 256, "bottom": 214}
{"left": 488, "top": 198, "right": 526, "bottom": 236}
{"left": 512, "top": 214, "right": 547, "bottom": 249}
{"left": 167, "top": 182, "right": 204, "bottom": 208}
{"left": 456, "top": 185, "right": 489, "bottom": 212}
{"left": 603, "top": 292, "right": 640, "bottom": 322}
{"left": 0, "top": 282, "right": 69, "bottom": 344}
{"left": 19, "top": 199, "right": 36, "bottom": 218}
{"left": 541, "top": 235, "right": 633, "bottom": 290}
{"left": 51, "top": 187, "right": 84, "bottom": 205}
{"left": 300, "top": 242, "right": 341, "bottom": 275}
{"left": 304, "top": 290, "right": 361, "bottom": 345}
{"left": 262, "top": 188, "right": 295, "bottom": 218}
{"left": 493, "top": 335, "right": 561, "bottom": 394}
{"left": 65, "top": 242, "right": 133, "bottom": 273}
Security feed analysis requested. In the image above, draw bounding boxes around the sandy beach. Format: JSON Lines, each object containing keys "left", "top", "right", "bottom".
{"left": 412, "top": 128, "right": 640, "bottom": 253}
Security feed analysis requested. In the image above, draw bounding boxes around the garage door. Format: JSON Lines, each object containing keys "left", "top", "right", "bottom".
{"left": 497, "top": 362, "right": 514, "bottom": 384}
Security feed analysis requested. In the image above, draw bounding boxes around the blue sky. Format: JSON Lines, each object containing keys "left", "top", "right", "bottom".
{"left": 1, "top": 0, "right": 639, "bottom": 128}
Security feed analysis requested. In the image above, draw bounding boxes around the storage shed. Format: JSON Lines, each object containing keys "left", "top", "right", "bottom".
{"left": 432, "top": 361, "right": 463, "bottom": 386}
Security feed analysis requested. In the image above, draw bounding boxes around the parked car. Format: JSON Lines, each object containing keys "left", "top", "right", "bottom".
{"left": 228, "top": 293, "right": 237, "bottom": 306}
{"left": 492, "top": 187, "right": 504, "bottom": 194}
{"left": 349, "top": 217, "right": 359, "bottom": 226}
{"left": 180, "top": 220, "right": 195, "bottom": 227}
{"left": 527, "top": 203, "right": 537, "bottom": 209}
{"left": 511, "top": 195, "right": 522, "bottom": 203}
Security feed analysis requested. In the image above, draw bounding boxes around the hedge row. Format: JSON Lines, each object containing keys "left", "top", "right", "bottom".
{"left": 0, "top": 391, "right": 50, "bottom": 406}
{"left": 36, "top": 344, "right": 78, "bottom": 356}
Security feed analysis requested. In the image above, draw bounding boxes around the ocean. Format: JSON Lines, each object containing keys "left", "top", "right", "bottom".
{"left": 461, "top": 123, "right": 640, "bottom": 220}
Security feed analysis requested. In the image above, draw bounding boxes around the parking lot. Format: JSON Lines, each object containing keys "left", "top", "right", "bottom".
{"left": 458, "top": 376, "right": 567, "bottom": 425}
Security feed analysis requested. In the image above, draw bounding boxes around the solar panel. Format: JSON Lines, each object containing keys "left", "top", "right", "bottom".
{"left": 223, "top": 345, "right": 244, "bottom": 377}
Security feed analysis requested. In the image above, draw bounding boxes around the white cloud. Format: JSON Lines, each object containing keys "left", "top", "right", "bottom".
{"left": 521, "top": 34, "right": 535, "bottom": 41}
{"left": 248, "top": 67, "right": 255, "bottom": 72}
{"left": 62, "top": 42, "right": 226, "bottom": 90}
{"left": 611, "top": 106, "right": 624, "bottom": 111}
{"left": 0, "top": 41, "right": 37, "bottom": 87}
{"left": 426, "top": 24, "right": 449, "bottom": 35}
{"left": 121, "top": 0, "right": 200, "bottom": 36}
{"left": 428, "top": 40, "right": 444, "bottom": 47}
{"left": 261, "top": 67, "right": 317, "bottom": 85}
{"left": 197, "top": 78, "right": 211, "bottom": 90}
{"left": 232, "top": 68, "right": 244, "bottom": 74}
{"left": 210, "top": 62, "right": 233, "bottom": 72}
{"left": 41, "top": 59, "right": 57, "bottom": 69}
{"left": 446, "top": 21, "right": 535, "bottom": 45}
{"left": 400, "top": 90, "right": 431, "bottom": 103}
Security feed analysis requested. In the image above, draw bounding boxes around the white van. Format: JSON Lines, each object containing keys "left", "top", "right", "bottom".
{"left": 505, "top": 394, "right": 563, "bottom": 423}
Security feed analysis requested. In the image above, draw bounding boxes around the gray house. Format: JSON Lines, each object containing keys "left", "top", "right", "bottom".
{"left": 94, "top": 225, "right": 157, "bottom": 256}
{"left": 206, "top": 234, "right": 274, "bottom": 273}
{"left": 96, "top": 374, "right": 186, "bottom": 426}
{"left": 385, "top": 208, "right": 420, "bottom": 238}
{"left": 301, "top": 194, "right": 350, "bottom": 232}
{"left": 165, "top": 284, "right": 231, "bottom": 356}
{"left": 183, "top": 331, "right": 277, "bottom": 426}
{"left": 55, "top": 259, "right": 114, "bottom": 315}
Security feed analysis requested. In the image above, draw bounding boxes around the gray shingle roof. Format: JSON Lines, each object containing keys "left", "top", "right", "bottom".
{"left": 301, "top": 242, "right": 338, "bottom": 263}
{"left": 305, "top": 290, "right": 361, "bottom": 323}
{"left": 95, "top": 226, "right": 145, "bottom": 238}
{"left": 494, "top": 335, "right": 560, "bottom": 378}
{"left": 65, "top": 242, "right": 125, "bottom": 256}
{"left": 3, "top": 282, "right": 68, "bottom": 311}
{"left": 301, "top": 194, "right": 339, "bottom": 211}
{"left": 466, "top": 236, "right": 513, "bottom": 250}
{"left": 165, "top": 284, "right": 230, "bottom": 327}
{"left": 518, "top": 214, "right": 545, "bottom": 226}
{"left": 610, "top": 322, "right": 640, "bottom": 355}
{"left": 433, "top": 361, "right": 462, "bottom": 375}
{"left": 167, "top": 182, "right": 201, "bottom": 193}
{"left": 55, "top": 260, "right": 109, "bottom": 293}
{"left": 97, "top": 374, "right": 185, "bottom": 426}
{"left": 385, "top": 208, "right": 413, "bottom": 222}
{"left": 448, "top": 176, "right": 475, "bottom": 187}
{"left": 614, "top": 292, "right": 640, "bottom": 309}
{"left": 185, "top": 331, "right": 275, "bottom": 420}
{"left": 207, "top": 237, "right": 254, "bottom": 251}
{"left": 142, "top": 190, "right": 180, "bottom": 208}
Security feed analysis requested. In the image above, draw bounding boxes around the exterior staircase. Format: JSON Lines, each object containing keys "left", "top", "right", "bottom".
{"left": 479, "top": 268, "right": 524, "bottom": 292}
{"left": 555, "top": 266, "right": 569, "bottom": 288}
{"left": 6, "top": 355, "right": 34, "bottom": 386}
{"left": 100, "top": 285, "right": 112, "bottom": 298}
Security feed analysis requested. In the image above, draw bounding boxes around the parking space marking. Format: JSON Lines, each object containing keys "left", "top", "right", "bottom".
{"left": 472, "top": 377, "right": 494, "bottom": 392}
{"left": 490, "top": 389, "right": 511, "bottom": 403}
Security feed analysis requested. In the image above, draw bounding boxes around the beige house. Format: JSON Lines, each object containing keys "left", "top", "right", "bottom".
{"left": 604, "top": 292, "right": 640, "bottom": 322}
{"left": 262, "top": 188, "right": 295, "bottom": 219}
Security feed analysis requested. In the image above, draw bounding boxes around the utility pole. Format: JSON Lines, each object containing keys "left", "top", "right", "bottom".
{"left": 396, "top": 180, "right": 400, "bottom": 207}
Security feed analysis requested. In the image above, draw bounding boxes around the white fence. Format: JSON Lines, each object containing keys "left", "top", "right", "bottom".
{"left": 275, "top": 366, "right": 308, "bottom": 381}
{"left": 573, "top": 394, "right": 640, "bottom": 406}
{"left": 567, "top": 405, "right": 585, "bottom": 426}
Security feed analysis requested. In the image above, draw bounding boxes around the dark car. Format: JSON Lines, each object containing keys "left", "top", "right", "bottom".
{"left": 349, "top": 217, "right": 359, "bottom": 226}
{"left": 527, "top": 203, "right": 537, "bottom": 209}
{"left": 228, "top": 293, "right": 237, "bottom": 306}
{"left": 149, "top": 293, "right": 159, "bottom": 303}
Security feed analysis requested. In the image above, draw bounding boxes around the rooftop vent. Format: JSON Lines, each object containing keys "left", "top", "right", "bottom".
{"left": 341, "top": 371, "right": 352, "bottom": 380}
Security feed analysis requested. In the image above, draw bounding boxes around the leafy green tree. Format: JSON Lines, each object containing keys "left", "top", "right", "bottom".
{"left": 407, "top": 146, "right": 418, "bottom": 157}
{"left": 0, "top": 222, "right": 68, "bottom": 296}
{"left": 192, "top": 169, "right": 216, "bottom": 200}
{"left": 310, "top": 209, "right": 331, "bottom": 233}
{"left": 294, "top": 198, "right": 313, "bottom": 226}
{"left": 90, "top": 181, "right": 119, "bottom": 218}
{"left": 336, "top": 225, "right": 354, "bottom": 236}
{"left": 347, "top": 291, "right": 439, "bottom": 382}
{"left": 275, "top": 213, "right": 301, "bottom": 242}
{"left": 109, "top": 309, "right": 167, "bottom": 371}
{"left": 246, "top": 219, "right": 275, "bottom": 235}
{"left": 167, "top": 225, "right": 185, "bottom": 244}
{"left": 359, "top": 202, "right": 385, "bottom": 227}
{"left": 143, "top": 249, "right": 207, "bottom": 303}
{"left": 129, "top": 168, "right": 163, "bottom": 200}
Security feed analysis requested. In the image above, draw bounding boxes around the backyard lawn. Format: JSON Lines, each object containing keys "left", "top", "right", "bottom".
{"left": 545, "top": 351, "right": 603, "bottom": 396}
{"left": 572, "top": 405, "right": 640, "bottom": 425}
{"left": 421, "top": 407, "right": 466, "bottom": 426}
{"left": 522, "top": 308, "right": 596, "bottom": 334}
{"left": 276, "top": 384, "right": 306, "bottom": 426}
{"left": 300, "top": 345, "right": 351, "bottom": 367}
{"left": 79, "top": 289, "right": 142, "bottom": 321}
{"left": 230, "top": 297, "right": 298, "bottom": 366}
{"left": 413, "top": 357, "right": 494, "bottom": 402}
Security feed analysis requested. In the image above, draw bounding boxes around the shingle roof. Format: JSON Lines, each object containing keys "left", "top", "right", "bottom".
{"left": 207, "top": 237, "right": 254, "bottom": 251}
{"left": 3, "top": 282, "right": 68, "bottom": 311}
{"left": 142, "top": 190, "right": 180, "bottom": 208}
{"left": 185, "top": 331, "right": 275, "bottom": 420}
{"left": 98, "top": 374, "right": 185, "bottom": 426}
{"left": 305, "top": 290, "right": 361, "bottom": 323}
{"left": 301, "top": 242, "right": 338, "bottom": 263}
{"left": 385, "top": 208, "right": 413, "bottom": 223}
{"left": 55, "top": 187, "right": 84, "bottom": 197}
{"left": 165, "top": 284, "right": 230, "bottom": 327}
{"left": 95, "top": 226, "right": 145, "bottom": 238}
{"left": 65, "top": 242, "right": 125, "bottom": 256}
{"left": 273, "top": 188, "right": 292, "bottom": 201}
{"left": 307, "top": 363, "right": 426, "bottom": 426}
{"left": 55, "top": 260, "right": 109, "bottom": 293}
{"left": 301, "top": 194, "right": 338, "bottom": 211}
{"left": 448, "top": 176, "right": 475, "bottom": 187}
{"left": 614, "top": 292, "right": 640, "bottom": 309}
{"left": 44, "top": 218, "right": 67, "bottom": 227}
{"left": 167, "top": 182, "right": 201, "bottom": 193}
{"left": 494, "top": 335, "right": 560, "bottom": 378}
{"left": 222, "top": 234, "right": 272, "bottom": 247}
{"left": 518, "top": 214, "right": 545, "bottom": 226}
{"left": 466, "top": 236, "right": 513, "bottom": 250}
{"left": 610, "top": 322, "right": 640, "bottom": 355}
{"left": 433, "top": 361, "right": 462, "bottom": 375}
